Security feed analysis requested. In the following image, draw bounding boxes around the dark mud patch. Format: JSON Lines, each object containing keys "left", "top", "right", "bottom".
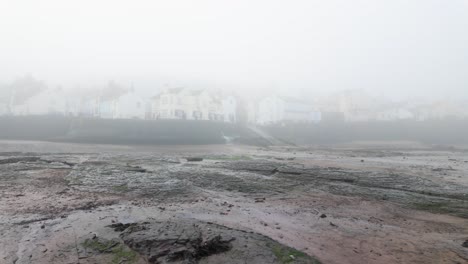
{"left": 208, "top": 160, "right": 283, "bottom": 175}
{"left": 108, "top": 222, "right": 139, "bottom": 232}
{"left": 0, "top": 156, "right": 41, "bottom": 164}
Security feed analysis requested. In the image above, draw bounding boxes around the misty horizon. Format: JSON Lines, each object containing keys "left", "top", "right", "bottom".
{"left": 1, "top": 0, "right": 468, "bottom": 101}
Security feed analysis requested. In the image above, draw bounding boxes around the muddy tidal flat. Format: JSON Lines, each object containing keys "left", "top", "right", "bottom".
{"left": 1, "top": 140, "right": 468, "bottom": 264}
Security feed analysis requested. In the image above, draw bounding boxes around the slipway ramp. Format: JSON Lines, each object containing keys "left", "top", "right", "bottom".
{"left": 247, "top": 125, "right": 294, "bottom": 146}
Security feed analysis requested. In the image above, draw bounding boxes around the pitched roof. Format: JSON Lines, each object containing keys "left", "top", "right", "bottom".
{"left": 167, "top": 87, "right": 185, "bottom": 94}
{"left": 189, "top": 90, "right": 204, "bottom": 96}
{"left": 152, "top": 87, "right": 186, "bottom": 99}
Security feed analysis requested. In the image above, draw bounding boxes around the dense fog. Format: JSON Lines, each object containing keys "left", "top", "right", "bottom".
{"left": 1, "top": 0, "right": 468, "bottom": 98}
{"left": 0, "top": 0, "right": 468, "bottom": 144}
{"left": 2, "top": 2, "right": 468, "bottom": 264}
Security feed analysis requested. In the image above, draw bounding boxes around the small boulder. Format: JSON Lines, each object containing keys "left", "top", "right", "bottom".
{"left": 462, "top": 240, "right": 468, "bottom": 248}
{"left": 254, "top": 197, "right": 266, "bottom": 203}
{"left": 186, "top": 157, "right": 204, "bottom": 162}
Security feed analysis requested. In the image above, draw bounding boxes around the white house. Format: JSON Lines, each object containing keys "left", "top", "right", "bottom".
{"left": 257, "top": 96, "right": 321, "bottom": 125}
{"left": 0, "top": 89, "right": 11, "bottom": 116}
{"left": 335, "top": 90, "right": 382, "bottom": 122}
{"left": 151, "top": 88, "right": 236, "bottom": 122}
{"left": 64, "top": 97, "right": 82, "bottom": 117}
{"left": 151, "top": 88, "right": 187, "bottom": 119}
{"left": 99, "top": 90, "right": 146, "bottom": 119}
{"left": 12, "top": 88, "right": 67, "bottom": 116}
{"left": 113, "top": 92, "right": 146, "bottom": 119}
{"left": 79, "top": 96, "right": 100, "bottom": 118}
{"left": 246, "top": 101, "right": 258, "bottom": 124}
{"left": 376, "top": 108, "right": 414, "bottom": 121}
{"left": 98, "top": 99, "right": 115, "bottom": 119}
{"left": 0, "top": 102, "right": 9, "bottom": 116}
{"left": 411, "top": 101, "right": 467, "bottom": 121}
{"left": 222, "top": 96, "right": 237, "bottom": 123}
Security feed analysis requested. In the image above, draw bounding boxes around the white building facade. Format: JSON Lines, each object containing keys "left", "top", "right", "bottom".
{"left": 98, "top": 91, "right": 146, "bottom": 119}
{"left": 257, "top": 96, "right": 321, "bottom": 125}
{"left": 376, "top": 108, "right": 414, "bottom": 121}
{"left": 12, "top": 88, "right": 67, "bottom": 116}
{"left": 151, "top": 88, "right": 237, "bottom": 123}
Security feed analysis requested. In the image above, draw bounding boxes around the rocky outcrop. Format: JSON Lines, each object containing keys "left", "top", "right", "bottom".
{"left": 119, "top": 219, "right": 318, "bottom": 264}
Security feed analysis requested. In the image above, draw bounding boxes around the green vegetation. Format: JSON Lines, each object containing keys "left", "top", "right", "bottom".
{"left": 111, "top": 245, "right": 138, "bottom": 264}
{"left": 411, "top": 200, "right": 468, "bottom": 219}
{"left": 64, "top": 177, "right": 82, "bottom": 186}
{"left": 271, "top": 244, "right": 321, "bottom": 264}
{"left": 112, "top": 184, "right": 129, "bottom": 192}
{"left": 82, "top": 238, "right": 137, "bottom": 264}
{"left": 82, "top": 238, "right": 118, "bottom": 253}
{"left": 412, "top": 201, "right": 449, "bottom": 213}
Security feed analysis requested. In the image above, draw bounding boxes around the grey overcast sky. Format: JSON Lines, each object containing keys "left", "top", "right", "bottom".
{"left": 0, "top": 0, "right": 467, "bottom": 99}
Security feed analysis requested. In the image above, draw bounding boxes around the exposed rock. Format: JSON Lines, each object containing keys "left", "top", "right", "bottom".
{"left": 255, "top": 197, "right": 266, "bottom": 203}
{"left": 82, "top": 236, "right": 120, "bottom": 253}
{"left": 107, "top": 222, "right": 137, "bottom": 232}
{"left": 125, "top": 165, "right": 147, "bottom": 173}
{"left": 0, "top": 156, "right": 41, "bottom": 164}
{"left": 119, "top": 220, "right": 317, "bottom": 264}
{"left": 186, "top": 157, "right": 204, "bottom": 162}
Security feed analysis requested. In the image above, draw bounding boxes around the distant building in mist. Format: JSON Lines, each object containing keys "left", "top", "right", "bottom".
{"left": 329, "top": 90, "right": 415, "bottom": 122}
{"left": 375, "top": 107, "right": 414, "bottom": 121}
{"left": 245, "top": 101, "right": 257, "bottom": 124}
{"left": 150, "top": 88, "right": 237, "bottom": 123}
{"left": 325, "top": 89, "right": 468, "bottom": 122}
{"left": 0, "top": 102, "right": 8, "bottom": 115}
{"left": 99, "top": 90, "right": 146, "bottom": 120}
{"left": 0, "top": 88, "right": 11, "bottom": 115}
{"left": 113, "top": 92, "right": 146, "bottom": 119}
{"left": 336, "top": 90, "right": 380, "bottom": 122}
{"left": 79, "top": 96, "right": 100, "bottom": 118}
{"left": 222, "top": 96, "right": 237, "bottom": 123}
{"left": 3, "top": 76, "right": 467, "bottom": 124}
{"left": 411, "top": 101, "right": 468, "bottom": 121}
{"left": 256, "top": 96, "right": 321, "bottom": 125}
{"left": 11, "top": 87, "right": 67, "bottom": 116}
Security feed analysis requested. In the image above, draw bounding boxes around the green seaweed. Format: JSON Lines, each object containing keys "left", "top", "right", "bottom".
{"left": 82, "top": 238, "right": 118, "bottom": 253}
{"left": 111, "top": 245, "right": 137, "bottom": 264}
{"left": 112, "top": 184, "right": 129, "bottom": 192}
{"left": 82, "top": 238, "right": 137, "bottom": 263}
{"left": 271, "top": 244, "right": 321, "bottom": 264}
